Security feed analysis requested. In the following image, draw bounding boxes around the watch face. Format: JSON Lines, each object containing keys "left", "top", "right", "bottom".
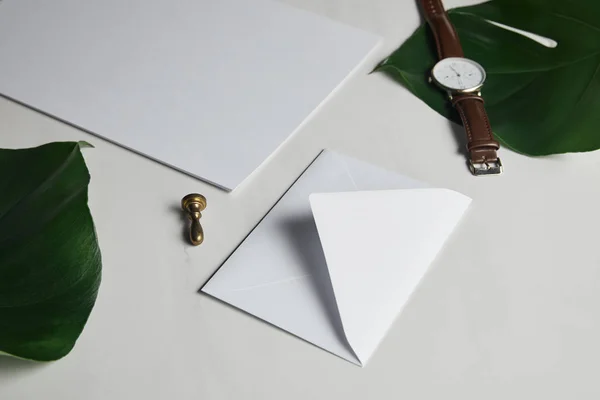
{"left": 431, "top": 57, "right": 486, "bottom": 92}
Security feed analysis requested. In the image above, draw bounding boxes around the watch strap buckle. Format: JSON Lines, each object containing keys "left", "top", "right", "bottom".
{"left": 469, "top": 158, "right": 503, "bottom": 176}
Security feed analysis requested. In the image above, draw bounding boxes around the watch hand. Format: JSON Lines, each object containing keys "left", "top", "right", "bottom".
{"left": 450, "top": 66, "right": 461, "bottom": 77}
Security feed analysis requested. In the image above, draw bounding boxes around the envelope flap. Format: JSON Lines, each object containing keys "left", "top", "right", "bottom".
{"left": 310, "top": 188, "right": 471, "bottom": 364}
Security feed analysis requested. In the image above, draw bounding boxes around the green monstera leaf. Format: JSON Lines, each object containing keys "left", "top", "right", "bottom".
{"left": 0, "top": 142, "right": 101, "bottom": 361}
{"left": 376, "top": 0, "right": 600, "bottom": 156}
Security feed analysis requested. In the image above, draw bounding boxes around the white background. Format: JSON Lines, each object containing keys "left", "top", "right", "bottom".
{"left": 2, "top": 0, "right": 600, "bottom": 399}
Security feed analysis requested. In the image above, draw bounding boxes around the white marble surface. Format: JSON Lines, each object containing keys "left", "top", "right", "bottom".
{"left": 2, "top": 0, "right": 600, "bottom": 399}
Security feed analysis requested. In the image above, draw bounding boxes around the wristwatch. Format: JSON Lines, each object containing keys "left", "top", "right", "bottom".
{"left": 420, "top": 0, "right": 503, "bottom": 176}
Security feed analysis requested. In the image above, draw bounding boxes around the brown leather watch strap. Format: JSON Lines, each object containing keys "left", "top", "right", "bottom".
{"left": 452, "top": 94, "right": 499, "bottom": 164}
{"left": 419, "top": 0, "right": 464, "bottom": 59}
{"left": 420, "top": 0, "right": 502, "bottom": 174}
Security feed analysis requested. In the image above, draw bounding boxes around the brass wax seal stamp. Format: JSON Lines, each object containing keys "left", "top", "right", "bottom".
{"left": 181, "top": 193, "right": 207, "bottom": 246}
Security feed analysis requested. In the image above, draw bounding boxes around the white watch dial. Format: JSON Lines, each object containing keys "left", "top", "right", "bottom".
{"left": 432, "top": 57, "right": 486, "bottom": 92}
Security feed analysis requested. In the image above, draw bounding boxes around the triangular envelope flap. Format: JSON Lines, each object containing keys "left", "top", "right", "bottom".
{"left": 310, "top": 188, "right": 471, "bottom": 364}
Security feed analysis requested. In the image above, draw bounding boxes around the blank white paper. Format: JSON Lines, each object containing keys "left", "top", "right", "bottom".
{"left": 0, "top": 0, "right": 380, "bottom": 190}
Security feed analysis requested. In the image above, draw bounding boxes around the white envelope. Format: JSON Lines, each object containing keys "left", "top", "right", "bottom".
{"left": 202, "top": 151, "right": 471, "bottom": 366}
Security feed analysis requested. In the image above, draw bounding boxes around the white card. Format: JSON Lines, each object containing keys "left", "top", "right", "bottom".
{"left": 0, "top": 0, "right": 380, "bottom": 190}
{"left": 203, "top": 151, "right": 471, "bottom": 366}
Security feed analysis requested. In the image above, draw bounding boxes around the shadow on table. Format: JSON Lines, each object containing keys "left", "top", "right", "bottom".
{"left": 0, "top": 356, "right": 44, "bottom": 381}
{"left": 169, "top": 203, "right": 190, "bottom": 244}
